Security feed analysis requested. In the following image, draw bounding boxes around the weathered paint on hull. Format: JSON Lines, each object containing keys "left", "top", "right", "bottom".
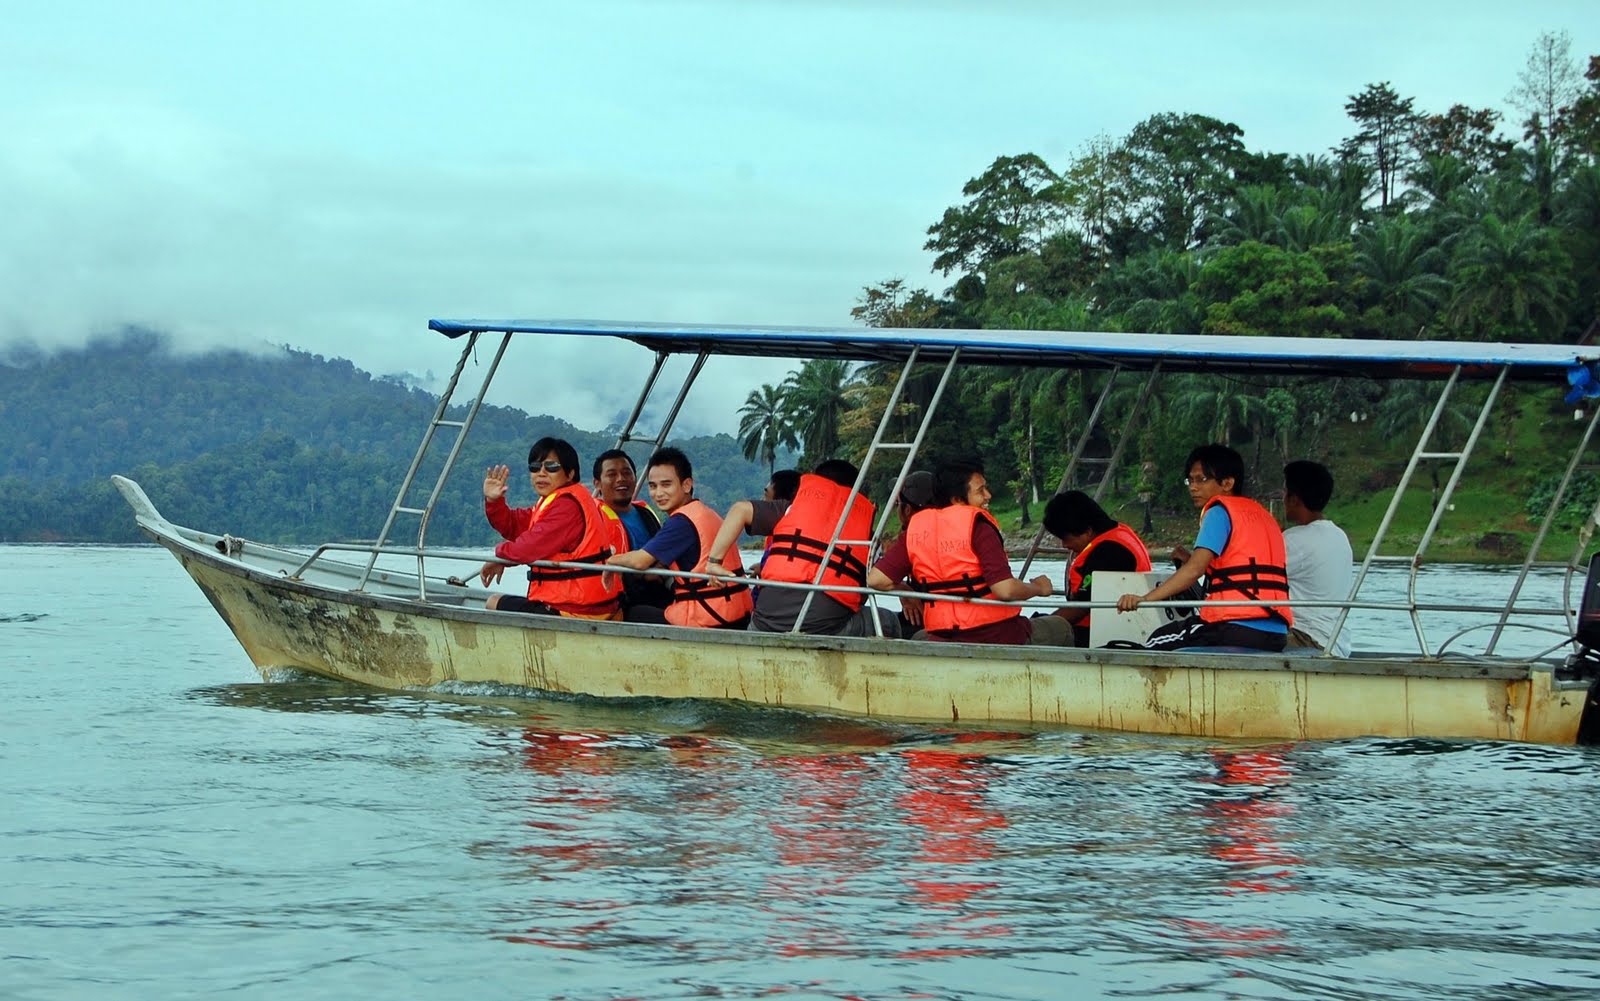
{"left": 166, "top": 540, "right": 1586, "bottom": 745}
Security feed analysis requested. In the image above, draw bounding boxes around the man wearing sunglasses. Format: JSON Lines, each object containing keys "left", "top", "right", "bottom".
{"left": 479, "top": 436, "right": 624, "bottom": 620}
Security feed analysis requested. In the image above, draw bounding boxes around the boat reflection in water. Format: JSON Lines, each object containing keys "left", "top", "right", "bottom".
{"left": 895, "top": 748, "right": 1013, "bottom": 957}
{"left": 1176, "top": 747, "right": 1300, "bottom": 957}
{"left": 496, "top": 718, "right": 1027, "bottom": 965}
{"left": 501, "top": 725, "right": 740, "bottom": 952}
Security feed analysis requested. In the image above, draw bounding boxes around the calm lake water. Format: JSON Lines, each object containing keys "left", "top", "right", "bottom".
{"left": 4, "top": 544, "right": 1600, "bottom": 1000}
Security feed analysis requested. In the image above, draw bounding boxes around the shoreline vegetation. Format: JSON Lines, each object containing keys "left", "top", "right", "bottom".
{"left": 3, "top": 32, "right": 1597, "bottom": 564}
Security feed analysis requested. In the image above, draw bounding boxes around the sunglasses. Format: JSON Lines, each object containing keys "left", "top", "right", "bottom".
{"left": 528, "top": 460, "right": 566, "bottom": 474}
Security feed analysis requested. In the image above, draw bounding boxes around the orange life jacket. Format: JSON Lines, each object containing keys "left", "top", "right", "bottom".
{"left": 907, "top": 505, "right": 1018, "bottom": 633}
{"left": 1197, "top": 495, "right": 1294, "bottom": 627}
{"left": 524, "top": 484, "right": 623, "bottom": 611}
{"left": 1067, "top": 522, "right": 1153, "bottom": 630}
{"left": 762, "top": 473, "right": 876, "bottom": 611}
{"left": 665, "top": 499, "right": 754, "bottom": 628}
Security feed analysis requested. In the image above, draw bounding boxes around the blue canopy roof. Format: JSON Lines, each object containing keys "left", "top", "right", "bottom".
{"left": 428, "top": 319, "right": 1600, "bottom": 383}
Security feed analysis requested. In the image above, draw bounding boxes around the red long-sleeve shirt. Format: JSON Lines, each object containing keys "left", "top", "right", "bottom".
{"left": 486, "top": 493, "right": 585, "bottom": 565}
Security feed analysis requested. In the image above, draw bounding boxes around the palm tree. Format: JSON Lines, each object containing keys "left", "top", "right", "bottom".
{"left": 1209, "top": 184, "right": 1285, "bottom": 246}
{"left": 782, "top": 360, "right": 859, "bottom": 466}
{"left": 1446, "top": 212, "right": 1574, "bottom": 341}
{"left": 736, "top": 384, "right": 798, "bottom": 476}
{"left": 1353, "top": 217, "right": 1449, "bottom": 337}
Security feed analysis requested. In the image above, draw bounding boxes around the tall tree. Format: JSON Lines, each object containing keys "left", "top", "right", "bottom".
{"left": 1058, "top": 133, "right": 1138, "bottom": 259}
{"left": 1411, "top": 105, "right": 1514, "bottom": 173}
{"left": 1121, "top": 112, "right": 1249, "bottom": 251}
{"left": 924, "top": 154, "right": 1067, "bottom": 277}
{"left": 1339, "top": 82, "right": 1419, "bottom": 210}
{"left": 1509, "top": 30, "right": 1583, "bottom": 133}
{"left": 1553, "top": 54, "right": 1600, "bottom": 162}
{"left": 736, "top": 384, "right": 798, "bottom": 476}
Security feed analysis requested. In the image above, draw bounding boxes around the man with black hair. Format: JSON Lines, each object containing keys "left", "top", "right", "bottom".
{"left": 765, "top": 469, "right": 801, "bottom": 503}
{"left": 869, "top": 460, "right": 1068, "bottom": 646}
{"left": 592, "top": 449, "right": 660, "bottom": 548}
{"left": 480, "top": 436, "right": 623, "bottom": 620}
{"left": 1283, "top": 460, "right": 1353, "bottom": 656}
{"left": 605, "top": 447, "right": 752, "bottom": 628}
{"left": 1043, "top": 490, "right": 1152, "bottom": 646}
{"left": 1117, "top": 444, "right": 1293, "bottom": 651}
{"left": 703, "top": 459, "right": 898, "bottom": 636}
{"left": 592, "top": 448, "right": 669, "bottom": 610}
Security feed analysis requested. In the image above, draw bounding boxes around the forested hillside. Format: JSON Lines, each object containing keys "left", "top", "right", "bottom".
{"left": 0, "top": 329, "right": 772, "bottom": 543}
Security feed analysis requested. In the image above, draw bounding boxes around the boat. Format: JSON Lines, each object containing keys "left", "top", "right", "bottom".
{"left": 113, "top": 319, "right": 1600, "bottom": 745}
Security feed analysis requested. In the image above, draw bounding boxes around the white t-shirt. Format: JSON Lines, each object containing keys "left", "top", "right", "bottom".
{"left": 1284, "top": 519, "right": 1354, "bottom": 657}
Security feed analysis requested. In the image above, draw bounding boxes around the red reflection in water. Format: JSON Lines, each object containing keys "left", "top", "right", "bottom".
{"left": 895, "top": 749, "right": 1012, "bottom": 956}
{"left": 504, "top": 728, "right": 730, "bottom": 951}
{"left": 1176, "top": 747, "right": 1300, "bottom": 957}
{"left": 761, "top": 753, "right": 881, "bottom": 959}
{"left": 1206, "top": 749, "right": 1300, "bottom": 895}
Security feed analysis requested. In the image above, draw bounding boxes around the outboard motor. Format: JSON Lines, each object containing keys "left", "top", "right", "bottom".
{"left": 1564, "top": 552, "right": 1600, "bottom": 744}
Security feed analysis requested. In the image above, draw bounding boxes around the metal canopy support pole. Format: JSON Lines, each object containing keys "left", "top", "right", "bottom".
{"left": 1325, "top": 366, "right": 1461, "bottom": 657}
{"left": 1487, "top": 402, "right": 1600, "bottom": 654}
{"left": 1402, "top": 366, "right": 1506, "bottom": 656}
{"left": 1017, "top": 365, "right": 1163, "bottom": 578}
{"left": 792, "top": 347, "right": 962, "bottom": 636}
{"left": 644, "top": 351, "right": 710, "bottom": 450}
{"left": 612, "top": 350, "right": 672, "bottom": 449}
{"left": 413, "top": 337, "right": 517, "bottom": 553}
{"left": 359, "top": 331, "right": 512, "bottom": 595}
{"left": 1017, "top": 368, "right": 1118, "bottom": 577}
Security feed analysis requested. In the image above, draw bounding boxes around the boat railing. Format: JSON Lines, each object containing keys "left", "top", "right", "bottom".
{"left": 274, "top": 539, "right": 1575, "bottom": 661}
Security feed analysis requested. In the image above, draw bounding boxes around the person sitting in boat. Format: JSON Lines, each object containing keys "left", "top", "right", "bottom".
{"left": 1282, "top": 460, "right": 1353, "bottom": 657}
{"left": 1042, "top": 490, "right": 1152, "bottom": 647}
{"left": 591, "top": 448, "right": 671, "bottom": 611}
{"left": 604, "top": 446, "right": 754, "bottom": 629}
{"left": 702, "top": 459, "right": 900, "bottom": 636}
{"left": 1116, "top": 444, "right": 1292, "bottom": 651}
{"left": 889, "top": 470, "right": 937, "bottom": 634}
{"left": 745, "top": 468, "right": 800, "bottom": 589}
{"left": 479, "top": 436, "right": 624, "bottom": 620}
{"left": 868, "top": 460, "right": 1070, "bottom": 646}
{"left": 765, "top": 468, "right": 800, "bottom": 503}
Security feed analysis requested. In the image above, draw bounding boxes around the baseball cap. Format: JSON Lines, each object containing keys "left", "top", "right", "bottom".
{"left": 898, "top": 470, "right": 935, "bottom": 508}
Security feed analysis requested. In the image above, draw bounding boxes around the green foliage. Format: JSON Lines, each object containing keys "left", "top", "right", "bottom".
{"left": 1524, "top": 472, "right": 1600, "bottom": 528}
{"left": 1196, "top": 241, "right": 1348, "bottom": 336}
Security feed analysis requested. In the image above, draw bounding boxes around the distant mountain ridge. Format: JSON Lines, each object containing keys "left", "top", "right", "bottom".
{"left": 0, "top": 328, "right": 771, "bottom": 543}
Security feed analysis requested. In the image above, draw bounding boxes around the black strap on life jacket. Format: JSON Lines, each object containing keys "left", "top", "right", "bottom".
{"left": 764, "top": 530, "right": 868, "bottom": 582}
{"left": 910, "top": 573, "right": 993, "bottom": 600}
{"left": 527, "top": 548, "right": 613, "bottom": 582}
{"left": 1205, "top": 558, "right": 1290, "bottom": 621}
{"left": 669, "top": 572, "right": 749, "bottom": 626}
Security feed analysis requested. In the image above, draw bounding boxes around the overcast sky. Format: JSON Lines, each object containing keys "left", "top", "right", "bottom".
{"left": 1, "top": 1, "right": 1593, "bottom": 434}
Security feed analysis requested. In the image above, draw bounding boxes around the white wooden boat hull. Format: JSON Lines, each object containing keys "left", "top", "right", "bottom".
{"left": 120, "top": 477, "right": 1585, "bottom": 745}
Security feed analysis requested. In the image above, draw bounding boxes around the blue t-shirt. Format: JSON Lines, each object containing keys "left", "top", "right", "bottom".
{"left": 643, "top": 512, "right": 700, "bottom": 570}
{"left": 617, "top": 504, "right": 657, "bottom": 549}
{"left": 1194, "top": 503, "right": 1286, "bottom": 635}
